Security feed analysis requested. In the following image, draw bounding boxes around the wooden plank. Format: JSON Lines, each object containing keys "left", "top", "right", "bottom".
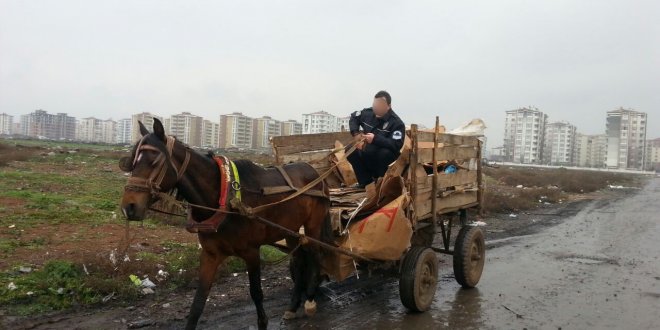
{"left": 476, "top": 139, "right": 484, "bottom": 215}
{"left": 417, "top": 146, "right": 478, "bottom": 163}
{"left": 418, "top": 126, "right": 446, "bottom": 134}
{"left": 438, "top": 170, "right": 477, "bottom": 188}
{"left": 271, "top": 132, "right": 353, "bottom": 154}
{"left": 416, "top": 132, "right": 479, "bottom": 145}
{"left": 418, "top": 141, "right": 445, "bottom": 149}
{"left": 279, "top": 150, "right": 330, "bottom": 164}
{"left": 409, "top": 125, "right": 419, "bottom": 222}
{"left": 308, "top": 163, "right": 332, "bottom": 172}
{"left": 414, "top": 191, "right": 478, "bottom": 219}
{"left": 416, "top": 170, "right": 478, "bottom": 189}
{"left": 431, "top": 116, "right": 439, "bottom": 231}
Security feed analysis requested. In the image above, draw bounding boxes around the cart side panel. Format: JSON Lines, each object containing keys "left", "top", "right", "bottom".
{"left": 415, "top": 131, "right": 480, "bottom": 146}
{"left": 411, "top": 133, "right": 482, "bottom": 221}
{"left": 271, "top": 132, "right": 353, "bottom": 158}
{"left": 271, "top": 131, "right": 353, "bottom": 188}
{"left": 414, "top": 190, "right": 479, "bottom": 219}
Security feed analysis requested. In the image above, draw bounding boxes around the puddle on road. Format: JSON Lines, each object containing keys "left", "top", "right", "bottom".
{"left": 563, "top": 257, "right": 607, "bottom": 265}
{"left": 554, "top": 253, "right": 617, "bottom": 265}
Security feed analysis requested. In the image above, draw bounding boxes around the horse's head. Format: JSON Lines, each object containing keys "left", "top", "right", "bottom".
{"left": 119, "top": 118, "right": 189, "bottom": 220}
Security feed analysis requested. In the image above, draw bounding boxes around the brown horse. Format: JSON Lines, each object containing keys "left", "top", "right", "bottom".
{"left": 119, "top": 118, "right": 332, "bottom": 329}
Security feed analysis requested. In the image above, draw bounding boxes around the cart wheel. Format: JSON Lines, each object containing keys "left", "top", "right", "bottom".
{"left": 399, "top": 246, "right": 438, "bottom": 312}
{"left": 453, "top": 226, "right": 485, "bottom": 288}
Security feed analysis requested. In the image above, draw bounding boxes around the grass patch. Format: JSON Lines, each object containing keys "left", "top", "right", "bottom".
{"left": 0, "top": 261, "right": 107, "bottom": 315}
{"left": 484, "top": 166, "right": 641, "bottom": 193}
{"left": 481, "top": 166, "right": 645, "bottom": 213}
{"left": 0, "top": 142, "right": 37, "bottom": 166}
{"left": 0, "top": 138, "right": 289, "bottom": 316}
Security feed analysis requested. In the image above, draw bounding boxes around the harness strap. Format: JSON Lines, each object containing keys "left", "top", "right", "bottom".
{"left": 242, "top": 138, "right": 363, "bottom": 216}
{"left": 185, "top": 156, "right": 236, "bottom": 233}
{"left": 213, "top": 157, "right": 230, "bottom": 208}
{"left": 124, "top": 135, "right": 190, "bottom": 196}
{"left": 275, "top": 166, "right": 297, "bottom": 191}
{"left": 230, "top": 161, "right": 241, "bottom": 201}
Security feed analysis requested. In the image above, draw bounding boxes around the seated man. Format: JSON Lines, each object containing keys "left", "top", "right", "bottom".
{"left": 347, "top": 90, "right": 405, "bottom": 188}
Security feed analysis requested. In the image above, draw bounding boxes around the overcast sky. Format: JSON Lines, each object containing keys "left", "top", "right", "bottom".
{"left": 1, "top": 0, "right": 658, "bottom": 148}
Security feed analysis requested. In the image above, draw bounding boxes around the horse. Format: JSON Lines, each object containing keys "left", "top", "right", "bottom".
{"left": 119, "top": 118, "right": 332, "bottom": 329}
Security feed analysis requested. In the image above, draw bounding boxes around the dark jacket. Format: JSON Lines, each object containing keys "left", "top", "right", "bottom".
{"left": 349, "top": 107, "right": 405, "bottom": 155}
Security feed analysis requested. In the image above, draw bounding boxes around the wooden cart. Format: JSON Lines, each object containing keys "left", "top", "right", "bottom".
{"left": 270, "top": 118, "right": 486, "bottom": 312}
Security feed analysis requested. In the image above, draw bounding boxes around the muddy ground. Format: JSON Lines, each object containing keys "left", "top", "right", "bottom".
{"left": 4, "top": 178, "right": 657, "bottom": 330}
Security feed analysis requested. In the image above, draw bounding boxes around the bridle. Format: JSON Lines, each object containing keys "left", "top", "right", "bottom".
{"left": 124, "top": 135, "right": 191, "bottom": 198}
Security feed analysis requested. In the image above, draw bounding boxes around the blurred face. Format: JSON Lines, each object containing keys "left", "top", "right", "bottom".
{"left": 372, "top": 97, "right": 391, "bottom": 117}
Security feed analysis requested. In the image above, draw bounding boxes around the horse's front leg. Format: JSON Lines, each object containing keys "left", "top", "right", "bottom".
{"left": 242, "top": 247, "right": 268, "bottom": 330}
{"left": 186, "top": 243, "right": 226, "bottom": 330}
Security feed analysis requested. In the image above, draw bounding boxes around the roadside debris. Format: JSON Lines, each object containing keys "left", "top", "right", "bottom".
{"left": 18, "top": 266, "right": 32, "bottom": 273}
{"left": 127, "top": 318, "right": 155, "bottom": 329}
{"left": 141, "top": 278, "right": 156, "bottom": 288}
{"left": 102, "top": 292, "right": 115, "bottom": 303}
{"left": 129, "top": 274, "right": 142, "bottom": 286}
{"left": 607, "top": 185, "right": 639, "bottom": 190}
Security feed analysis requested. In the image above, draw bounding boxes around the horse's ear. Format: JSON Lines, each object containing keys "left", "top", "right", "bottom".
{"left": 138, "top": 121, "right": 149, "bottom": 136}
{"left": 153, "top": 118, "right": 166, "bottom": 142}
{"left": 118, "top": 156, "right": 133, "bottom": 172}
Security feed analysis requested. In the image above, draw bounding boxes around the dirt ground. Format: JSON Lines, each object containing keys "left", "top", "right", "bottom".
{"left": 3, "top": 179, "right": 654, "bottom": 330}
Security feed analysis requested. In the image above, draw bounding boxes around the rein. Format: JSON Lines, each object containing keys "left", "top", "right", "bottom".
{"left": 151, "top": 137, "right": 364, "bottom": 219}
{"left": 122, "top": 137, "right": 373, "bottom": 262}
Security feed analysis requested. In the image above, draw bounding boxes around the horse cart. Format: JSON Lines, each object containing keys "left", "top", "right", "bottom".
{"left": 270, "top": 119, "right": 486, "bottom": 312}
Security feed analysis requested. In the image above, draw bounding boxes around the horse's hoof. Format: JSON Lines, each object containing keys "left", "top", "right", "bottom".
{"left": 282, "top": 310, "right": 297, "bottom": 320}
{"left": 304, "top": 300, "right": 317, "bottom": 317}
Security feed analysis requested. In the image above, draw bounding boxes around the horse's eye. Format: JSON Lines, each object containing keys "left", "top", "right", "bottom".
{"left": 118, "top": 156, "right": 133, "bottom": 172}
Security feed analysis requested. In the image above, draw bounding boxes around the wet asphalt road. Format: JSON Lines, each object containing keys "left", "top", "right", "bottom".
{"left": 264, "top": 178, "right": 660, "bottom": 330}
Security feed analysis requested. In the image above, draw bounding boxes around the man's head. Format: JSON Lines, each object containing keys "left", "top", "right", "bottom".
{"left": 372, "top": 90, "right": 392, "bottom": 117}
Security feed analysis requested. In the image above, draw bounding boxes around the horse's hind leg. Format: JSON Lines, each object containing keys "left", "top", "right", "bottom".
{"left": 301, "top": 207, "right": 332, "bottom": 317}
{"left": 284, "top": 247, "right": 305, "bottom": 320}
{"left": 242, "top": 247, "right": 269, "bottom": 330}
{"left": 186, "top": 244, "right": 226, "bottom": 330}
{"left": 302, "top": 245, "right": 322, "bottom": 317}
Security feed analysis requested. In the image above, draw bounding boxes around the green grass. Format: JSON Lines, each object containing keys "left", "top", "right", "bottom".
{"left": 0, "top": 243, "right": 288, "bottom": 315}
{"left": 3, "top": 138, "right": 125, "bottom": 151}
{"left": 0, "top": 261, "right": 107, "bottom": 315}
{"left": 0, "top": 152, "right": 125, "bottom": 227}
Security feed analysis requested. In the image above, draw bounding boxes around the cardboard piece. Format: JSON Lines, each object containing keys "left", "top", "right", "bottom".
{"left": 321, "top": 193, "right": 412, "bottom": 282}
{"left": 331, "top": 140, "right": 358, "bottom": 186}
{"left": 320, "top": 243, "right": 356, "bottom": 282}
{"left": 341, "top": 194, "right": 412, "bottom": 261}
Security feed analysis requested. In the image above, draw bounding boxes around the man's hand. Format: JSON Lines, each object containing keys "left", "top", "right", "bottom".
{"left": 364, "top": 133, "right": 375, "bottom": 144}
{"left": 353, "top": 132, "right": 366, "bottom": 150}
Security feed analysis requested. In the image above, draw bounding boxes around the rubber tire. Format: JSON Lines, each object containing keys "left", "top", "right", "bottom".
{"left": 453, "top": 226, "right": 485, "bottom": 288}
{"left": 399, "top": 246, "right": 438, "bottom": 312}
